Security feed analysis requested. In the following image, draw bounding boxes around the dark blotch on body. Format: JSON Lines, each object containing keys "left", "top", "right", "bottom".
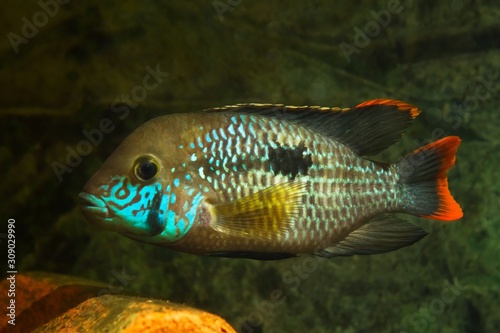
{"left": 146, "top": 189, "right": 165, "bottom": 236}
{"left": 268, "top": 142, "right": 313, "bottom": 179}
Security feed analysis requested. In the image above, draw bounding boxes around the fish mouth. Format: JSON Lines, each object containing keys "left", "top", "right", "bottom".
{"left": 78, "top": 192, "right": 111, "bottom": 223}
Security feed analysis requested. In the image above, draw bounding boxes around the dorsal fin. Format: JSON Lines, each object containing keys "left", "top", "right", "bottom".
{"left": 204, "top": 99, "right": 421, "bottom": 155}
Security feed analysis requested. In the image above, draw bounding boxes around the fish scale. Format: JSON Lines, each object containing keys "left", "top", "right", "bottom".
{"left": 166, "top": 112, "right": 400, "bottom": 254}
{"left": 79, "top": 99, "right": 463, "bottom": 260}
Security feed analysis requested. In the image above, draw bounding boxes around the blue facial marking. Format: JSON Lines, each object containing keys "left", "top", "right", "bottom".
{"left": 197, "top": 136, "right": 203, "bottom": 148}
{"left": 189, "top": 142, "right": 195, "bottom": 149}
{"left": 165, "top": 210, "right": 176, "bottom": 236}
{"left": 145, "top": 189, "right": 167, "bottom": 235}
{"left": 101, "top": 177, "right": 206, "bottom": 243}
{"left": 185, "top": 192, "right": 202, "bottom": 226}
{"left": 205, "top": 133, "right": 212, "bottom": 143}
{"left": 102, "top": 177, "right": 168, "bottom": 236}
{"left": 159, "top": 188, "right": 203, "bottom": 242}
{"left": 178, "top": 218, "right": 186, "bottom": 230}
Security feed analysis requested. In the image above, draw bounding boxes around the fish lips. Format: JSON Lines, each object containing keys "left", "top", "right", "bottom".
{"left": 78, "top": 192, "right": 166, "bottom": 237}
{"left": 78, "top": 192, "right": 130, "bottom": 234}
{"left": 78, "top": 192, "right": 113, "bottom": 226}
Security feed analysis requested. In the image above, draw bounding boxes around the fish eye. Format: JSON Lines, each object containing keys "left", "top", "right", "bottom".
{"left": 134, "top": 155, "right": 159, "bottom": 181}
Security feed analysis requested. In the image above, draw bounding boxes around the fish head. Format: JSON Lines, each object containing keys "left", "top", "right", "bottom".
{"left": 78, "top": 116, "right": 202, "bottom": 243}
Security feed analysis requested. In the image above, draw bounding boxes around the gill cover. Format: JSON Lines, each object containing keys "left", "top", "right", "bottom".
{"left": 80, "top": 150, "right": 205, "bottom": 242}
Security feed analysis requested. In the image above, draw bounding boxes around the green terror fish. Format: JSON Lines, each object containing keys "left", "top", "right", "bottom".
{"left": 79, "top": 99, "right": 463, "bottom": 260}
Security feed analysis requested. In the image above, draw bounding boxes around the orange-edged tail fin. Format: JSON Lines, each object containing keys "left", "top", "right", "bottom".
{"left": 398, "top": 136, "right": 463, "bottom": 221}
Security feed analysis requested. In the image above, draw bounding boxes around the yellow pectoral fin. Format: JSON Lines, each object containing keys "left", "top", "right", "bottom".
{"left": 212, "top": 181, "right": 307, "bottom": 240}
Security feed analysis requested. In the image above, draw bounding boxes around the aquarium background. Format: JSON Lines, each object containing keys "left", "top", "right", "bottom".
{"left": 1, "top": 1, "right": 499, "bottom": 332}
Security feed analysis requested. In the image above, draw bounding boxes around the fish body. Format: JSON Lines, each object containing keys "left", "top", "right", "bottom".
{"left": 79, "top": 99, "right": 463, "bottom": 259}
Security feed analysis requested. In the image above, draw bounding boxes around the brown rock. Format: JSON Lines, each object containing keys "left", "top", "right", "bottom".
{"left": 0, "top": 272, "right": 107, "bottom": 333}
{"left": 0, "top": 272, "right": 236, "bottom": 333}
{"left": 35, "top": 295, "right": 236, "bottom": 333}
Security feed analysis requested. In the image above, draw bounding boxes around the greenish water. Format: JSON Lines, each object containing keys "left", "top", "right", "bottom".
{"left": 1, "top": 1, "right": 499, "bottom": 332}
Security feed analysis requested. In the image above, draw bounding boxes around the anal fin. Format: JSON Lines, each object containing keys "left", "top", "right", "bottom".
{"left": 317, "top": 215, "right": 427, "bottom": 257}
{"left": 211, "top": 181, "right": 307, "bottom": 241}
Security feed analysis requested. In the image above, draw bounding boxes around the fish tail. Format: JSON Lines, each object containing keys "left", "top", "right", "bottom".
{"left": 398, "top": 136, "right": 463, "bottom": 221}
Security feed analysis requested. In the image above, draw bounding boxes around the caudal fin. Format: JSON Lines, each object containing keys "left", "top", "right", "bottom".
{"left": 398, "top": 136, "right": 463, "bottom": 221}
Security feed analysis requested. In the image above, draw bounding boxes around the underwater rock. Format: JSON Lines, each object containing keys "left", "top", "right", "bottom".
{"left": 34, "top": 294, "right": 237, "bottom": 333}
{"left": 0, "top": 272, "right": 235, "bottom": 333}
{"left": 0, "top": 272, "right": 107, "bottom": 333}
